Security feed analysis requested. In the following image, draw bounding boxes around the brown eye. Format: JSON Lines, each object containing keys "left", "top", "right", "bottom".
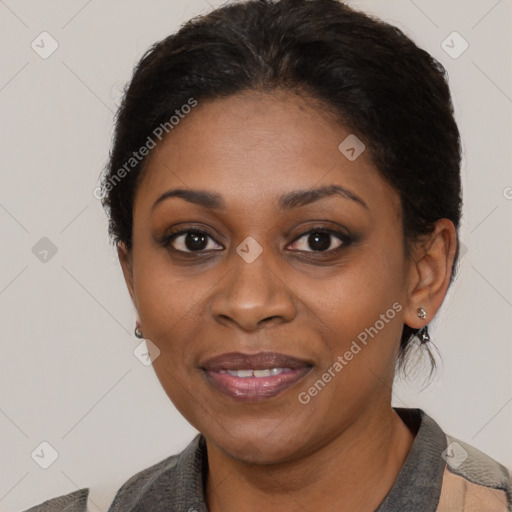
{"left": 289, "top": 229, "right": 350, "bottom": 253}
{"left": 168, "top": 230, "right": 223, "bottom": 253}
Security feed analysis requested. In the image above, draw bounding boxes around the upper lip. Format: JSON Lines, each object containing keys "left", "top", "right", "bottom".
{"left": 200, "top": 351, "right": 313, "bottom": 371}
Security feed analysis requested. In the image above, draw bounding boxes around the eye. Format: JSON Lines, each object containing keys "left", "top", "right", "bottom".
{"left": 288, "top": 229, "right": 350, "bottom": 252}
{"left": 166, "top": 229, "right": 223, "bottom": 253}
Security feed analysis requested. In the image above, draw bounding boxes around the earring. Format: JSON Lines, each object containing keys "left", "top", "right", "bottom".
{"left": 417, "top": 307, "right": 427, "bottom": 319}
{"left": 417, "top": 325, "right": 431, "bottom": 344}
{"left": 134, "top": 326, "right": 144, "bottom": 339}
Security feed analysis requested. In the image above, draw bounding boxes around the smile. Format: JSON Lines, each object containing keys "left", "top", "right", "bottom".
{"left": 200, "top": 352, "right": 313, "bottom": 401}
{"left": 204, "top": 367, "right": 311, "bottom": 401}
{"left": 217, "top": 368, "right": 293, "bottom": 377}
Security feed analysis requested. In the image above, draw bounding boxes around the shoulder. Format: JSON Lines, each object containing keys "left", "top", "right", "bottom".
{"left": 106, "top": 447, "right": 182, "bottom": 511}
{"left": 21, "top": 435, "right": 205, "bottom": 512}
{"left": 382, "top": 408, "right": 511, "bottom": 512}
{"left": 437, "top": 434, "right": 511, "bottom": 511}
{"left": 20, "top": 452, "right": 179, "bottom": 512}
{"left": 107, "top": 433, "right": 207, "bottom": 511}
{"left": 21, "top": 488, "right": 89, "bottom": 512}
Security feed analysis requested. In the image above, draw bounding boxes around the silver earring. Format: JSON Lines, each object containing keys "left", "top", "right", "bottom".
{"left": 417, "top": 325, "right": 431, "bottom": 344}
{"left": 417, "top": 307, "right": 427, "bottom": 319}
{"left": 134, "top": 326, "right": 144, "bottom": 339}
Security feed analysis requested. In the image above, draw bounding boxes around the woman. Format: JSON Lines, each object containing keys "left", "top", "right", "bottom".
{"left": 25, "top": 0, "right": 511, "bottom": 510}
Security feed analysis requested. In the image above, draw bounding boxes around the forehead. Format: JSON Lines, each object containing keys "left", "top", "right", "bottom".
{"left": 135, "top": 89, "right": 400, "bottom": 218}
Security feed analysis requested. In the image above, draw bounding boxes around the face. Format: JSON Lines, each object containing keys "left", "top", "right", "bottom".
{"left": 120, "top": 89, "right": 420, "bottom": 464}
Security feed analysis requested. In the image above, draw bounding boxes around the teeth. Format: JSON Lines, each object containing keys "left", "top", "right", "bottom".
{"left": 223, "top": 368, "right": 288, "bottom": 378}
{"left": 253, "top": 369, "right": 272, "bottom": 377}
{"left": 231, "top": 369, "right": 253, "bottom": 377}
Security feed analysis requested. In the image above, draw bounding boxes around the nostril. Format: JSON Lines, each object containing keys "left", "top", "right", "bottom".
{"left": 257, "top": 315, "right": 281, "bottom": 326}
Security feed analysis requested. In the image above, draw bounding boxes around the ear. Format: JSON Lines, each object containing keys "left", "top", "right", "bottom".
{"left": 117, "top": 242, "right": 137, "bottom": 309}
{"left": 403, "top": 219, "right": 458, "bottom": 329}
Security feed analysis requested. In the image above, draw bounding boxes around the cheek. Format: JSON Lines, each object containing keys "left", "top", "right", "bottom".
{"left": 135, "top": 266, "right": 205, "bottom": 412}
{"left": 132, "top": 253, "right": 222, "bottom": 380}
{"left": 299, "top": 237, "right": 407, "bottom": 371}
{"left": 304, "top": 246, "right": 405, "bottom": 328}
{"left": 132, "top": 249, "right": 203, "bottom": 338}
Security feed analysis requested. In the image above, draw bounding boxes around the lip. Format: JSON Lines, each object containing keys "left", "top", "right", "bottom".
{"left": 200, "top": 351, "right": 313, "bottom": 402}
{"left": 201, "top": 351, "right": 312, "bottom": 371}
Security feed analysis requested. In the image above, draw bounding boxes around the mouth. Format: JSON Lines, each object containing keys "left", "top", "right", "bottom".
{"left": 200, "top": 351, "right": 313, "bottom": 402}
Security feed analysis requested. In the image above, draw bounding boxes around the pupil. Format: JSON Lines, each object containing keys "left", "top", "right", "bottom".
{"left": 308, "top": 232, "right": 331, "bottom": 251}
{"left": 185, "top": 232, "right": 207, "bottom": 251}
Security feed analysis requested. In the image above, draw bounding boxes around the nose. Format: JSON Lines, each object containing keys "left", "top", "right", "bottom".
{"left": 210, "top": 249, "right": 296, "bottom": 331}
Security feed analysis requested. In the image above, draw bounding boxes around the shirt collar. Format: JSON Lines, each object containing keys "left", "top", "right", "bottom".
{"left": 375, "top": 408, "right": 447, "bottom": 511}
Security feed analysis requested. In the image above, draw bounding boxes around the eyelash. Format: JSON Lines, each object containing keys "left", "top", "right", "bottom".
{"left": 160, "top": 226, "right": 353, "bottom": 256}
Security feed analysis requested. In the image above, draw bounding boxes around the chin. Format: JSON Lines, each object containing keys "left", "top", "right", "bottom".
{"left": 221, "top": 439, "right": 299, "bottom": 465}
{"left": 204, "top": 419, "right": 310, "bottom": 465}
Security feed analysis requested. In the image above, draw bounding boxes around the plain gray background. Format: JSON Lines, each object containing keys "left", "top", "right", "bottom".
{"left": 1, "top": 0, "right": 511, "bottom": 510}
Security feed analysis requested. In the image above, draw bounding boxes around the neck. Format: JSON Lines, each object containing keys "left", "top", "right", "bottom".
{"left": 205, "top": 406, "right": 415, "bottom": 512}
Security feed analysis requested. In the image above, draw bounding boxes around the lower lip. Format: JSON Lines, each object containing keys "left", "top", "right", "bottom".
{"left": 204, "top": 368, "right": 312, "bottom": 401}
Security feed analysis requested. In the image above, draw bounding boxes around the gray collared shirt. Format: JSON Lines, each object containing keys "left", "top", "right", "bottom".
{"left": 24, "top": 408, "right": 512, "bottom": 511}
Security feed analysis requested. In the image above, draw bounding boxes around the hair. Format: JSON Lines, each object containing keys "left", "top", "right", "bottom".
{"left": 101, "top": 0, "right": 462, "bottom": 372}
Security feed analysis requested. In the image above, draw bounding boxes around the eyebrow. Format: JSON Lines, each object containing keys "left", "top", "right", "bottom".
{"left": 151, "top": 184, "right": 368, "bottom": 212}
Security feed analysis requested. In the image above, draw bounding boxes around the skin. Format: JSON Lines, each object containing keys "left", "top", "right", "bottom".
{"left": 118, "top": 89, "right": 457, "bottom": 512}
